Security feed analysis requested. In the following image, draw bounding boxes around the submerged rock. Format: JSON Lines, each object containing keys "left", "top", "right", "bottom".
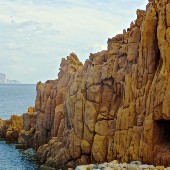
{"left": 38, "top": 165, "right": 55, "bottom": 170}
{"left": 15, "top": 144, "right": 28, "bottom": 149}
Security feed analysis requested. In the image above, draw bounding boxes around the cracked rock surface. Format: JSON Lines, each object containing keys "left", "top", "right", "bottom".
{"left": 18, "top": 0, "right": 170, "bottom": 168}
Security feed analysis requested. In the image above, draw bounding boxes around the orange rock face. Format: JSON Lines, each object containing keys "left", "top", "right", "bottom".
{"left": 23, "top": 0, "right": 170, "bottom": 168}
{"left": 2, "top": 115, "right": 23, "bottom": 142}
{"left": 0, "top": 119, "right": 6, "bottom": 138}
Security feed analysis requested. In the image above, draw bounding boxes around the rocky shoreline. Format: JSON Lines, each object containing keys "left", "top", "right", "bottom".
{"left": 0, "top": 114, "right": 23, "bottom": 143}
{"left": 0, "top": 106, "right": 43, "bottom": 150}
{"left": 75, "top": 161, "right": 169, "bottom": 170}
{"left": 1, "top": 0, "right": 170, "bottom": 169}
{"left": 1, "top": 112, "right": 169, "bottom": 170}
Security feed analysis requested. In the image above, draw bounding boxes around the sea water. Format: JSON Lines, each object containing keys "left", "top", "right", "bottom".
{"left": 0, "top": 84, "right": 36, "bottom": 119}
{"left": 0, "top": 84, "right": 40, "bottom": 170}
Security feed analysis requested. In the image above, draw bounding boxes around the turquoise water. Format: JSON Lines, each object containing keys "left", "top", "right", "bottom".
{"left": 0, "top": 84, "right": 40, "bottom": 170}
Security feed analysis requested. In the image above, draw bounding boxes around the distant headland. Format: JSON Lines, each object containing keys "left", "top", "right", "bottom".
{"left": 0, "top": 73, "right": 21, "bottom": 84}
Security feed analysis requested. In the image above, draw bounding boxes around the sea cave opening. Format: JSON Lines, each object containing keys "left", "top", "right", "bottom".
{"left": 155, "top": 120, "right": 170, "bottom": 144}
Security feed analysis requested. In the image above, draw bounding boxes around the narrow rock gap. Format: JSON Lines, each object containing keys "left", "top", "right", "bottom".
{"left": 155, "top": 11, "right": 162, "bottom": 71}
{"left": 155, "top": 43, "right": 161, "bottom": 70}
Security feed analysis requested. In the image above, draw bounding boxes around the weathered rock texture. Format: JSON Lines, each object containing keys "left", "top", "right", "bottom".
{"left": 21, "top": 0, "right": 170, "bottom": 168}
{"left": 0, "top": 115, "right": 23, "bottom": 142}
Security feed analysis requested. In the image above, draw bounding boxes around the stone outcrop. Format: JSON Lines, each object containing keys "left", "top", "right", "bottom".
{"left": 17, "top": 107, "right": 37, "bottom": 148}
{"left": 0, "top": 119, "right": 6, "bottom": 138}
{"left": 0, "top": 115, "right": 23, "bottom": 142}
{"left": 9, "top": 0, "right": 170, "bottom": 168}
{"left": 17, "top": 53, "right": 83, "bottom": 151}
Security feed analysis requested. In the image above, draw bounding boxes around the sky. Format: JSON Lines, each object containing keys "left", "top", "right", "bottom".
{"left": 0, "top": 0, "right": 148, "bottom": 84}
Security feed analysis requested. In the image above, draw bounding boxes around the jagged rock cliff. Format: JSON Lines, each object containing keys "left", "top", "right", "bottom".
{"left": 19, "top": 0, "right": 170, "bottom": 168}
{"left": 0, "top": 115, "right": 23, "bottom": 142}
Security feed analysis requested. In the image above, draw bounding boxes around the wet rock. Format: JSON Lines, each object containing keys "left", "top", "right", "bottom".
{"left": 38, "top": 165, "right": 55, "bottom": 170}
{"left": 15, "top": 144, "right": 28, "bottom": 149}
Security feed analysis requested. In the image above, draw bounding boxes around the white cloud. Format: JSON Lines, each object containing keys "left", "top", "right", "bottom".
{"left": 0, "top": 0, "right": 148, "bottom": 83}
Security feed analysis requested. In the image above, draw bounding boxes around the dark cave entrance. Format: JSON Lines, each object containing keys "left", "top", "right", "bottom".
{"left": 154, "top": 120, "right": 170, "bottom": 144}
{"left": 155, "top": 47, "right": 161, "bottom": 68}
{"left": 153, "top": 120, "right": 170, "bottom": 166}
